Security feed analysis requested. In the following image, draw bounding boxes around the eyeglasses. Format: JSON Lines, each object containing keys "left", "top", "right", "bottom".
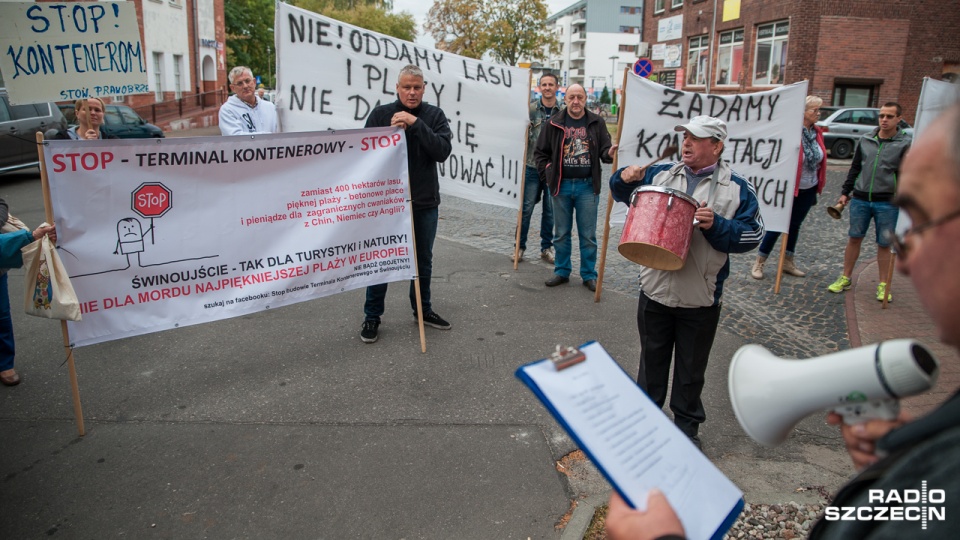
{"left": 887, "top": 207, "right": 960, "bottom": 260}
{"left": 878, "top": 114, "right": 899, "bottom": 119}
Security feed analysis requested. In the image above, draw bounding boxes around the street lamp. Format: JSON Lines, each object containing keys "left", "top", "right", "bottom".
{"left": 609, "top": 55, "right": 619, "bottom": 89}
{"left": 609, "top": 55, "right": 619, "bottom": 108}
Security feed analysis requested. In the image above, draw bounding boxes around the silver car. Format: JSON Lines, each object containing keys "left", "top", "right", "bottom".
{"left": 817, "top": 107, "right": 913, "bottom": 159}
{"left": 0, "top": 88, "right": 68, "bottom": 174}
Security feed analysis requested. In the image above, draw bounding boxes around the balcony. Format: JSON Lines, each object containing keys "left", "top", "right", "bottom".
{"left": 571, "top": 49, "right": 585, "bottom": 60}
{"left": 572, "top": 32, "right": 586, "bottom": 43}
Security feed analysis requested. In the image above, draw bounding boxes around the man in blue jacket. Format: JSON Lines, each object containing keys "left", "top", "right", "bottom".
{"left": 360, "top": 65, "right": 453, "bottom": 344}
{"left": 609, "top": 116, "right": 763, "bottom": 448}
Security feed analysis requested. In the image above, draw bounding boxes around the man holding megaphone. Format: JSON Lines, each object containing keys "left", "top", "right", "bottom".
{"left": 606, "top": 103, "right": 960, "bottom": 540}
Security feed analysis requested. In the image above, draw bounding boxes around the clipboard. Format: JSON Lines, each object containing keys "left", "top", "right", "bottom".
{"left": 516, "top": 341, "right": 743, "bottom": 540}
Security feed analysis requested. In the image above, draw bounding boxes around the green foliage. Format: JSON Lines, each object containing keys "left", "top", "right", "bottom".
{"left": 225, "top": 0, "right": 275, "bottom": 86}
{"left": 425, "top": 0, "right": 558, "bottom": 65}
{"left": 225, "top": 0, "right": 418, "bottom": 89}
{"left": 599, "top": 86, "right": 610, "bottom": 105}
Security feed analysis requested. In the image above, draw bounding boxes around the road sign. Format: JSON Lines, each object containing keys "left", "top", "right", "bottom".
{"left": 132, "top": 182, "right": 173, "bottom": 218}
{"left": 634, "top": 58, "right": 654, "bottom": 78}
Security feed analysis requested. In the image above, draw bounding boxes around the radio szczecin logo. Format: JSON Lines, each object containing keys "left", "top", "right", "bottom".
{"left": 824, "top": 481, "right": 946, "bottom": 529}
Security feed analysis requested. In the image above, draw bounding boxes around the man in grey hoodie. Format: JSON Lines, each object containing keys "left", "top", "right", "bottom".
{"left": 827, "top": 102, "right": 911, "bottom": 302}
{"left": 219, "top": 66, "right": 279, "bottom": 136}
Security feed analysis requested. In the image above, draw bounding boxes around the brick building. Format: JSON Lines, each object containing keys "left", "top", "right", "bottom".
{"left": 644, "top": 0, "right": 960, "bottom": 123}
{"left": 127, "top": 0, "right": 227, "bottom": 130}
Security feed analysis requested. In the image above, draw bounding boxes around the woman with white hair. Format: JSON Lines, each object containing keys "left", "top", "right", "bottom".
{"left": 752, "top": 95, "right": 827, "bottom": 279}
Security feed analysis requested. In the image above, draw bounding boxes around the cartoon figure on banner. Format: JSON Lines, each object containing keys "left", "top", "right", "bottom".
{"left": 113, "top": 217, "right": 153, "bottom": 269}
{"left": 68, "top": 182, "right": 218, "bottom": 278}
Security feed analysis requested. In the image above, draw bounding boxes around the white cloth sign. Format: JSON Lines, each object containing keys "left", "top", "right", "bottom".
{"left": 0, "top": 2, "right": 148, "bottom": 104}
{"left": 44, "top": 129, "right": 416, "bottom": 347}
{"left": 914, "top": 77, "right": 960, "bottom": 138}
{"left": 612, "top": 74, "right": 806, "bottom": 234}
{"left": 275, "top": 3, "right": 529, "bottom": 209}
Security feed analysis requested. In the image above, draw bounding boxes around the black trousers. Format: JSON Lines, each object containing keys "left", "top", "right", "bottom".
{"left": 636, "top": 292, "right": 721, "bottom": 437}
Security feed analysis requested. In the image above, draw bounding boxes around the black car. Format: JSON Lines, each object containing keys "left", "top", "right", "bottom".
{"left": 58, "top": 102, "right": 165, "bottom": 139}
{"left": 1, "top": 88, "right": 68, "bottom": 174}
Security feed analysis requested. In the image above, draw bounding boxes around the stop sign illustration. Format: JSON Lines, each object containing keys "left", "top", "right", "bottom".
{"left": 132, "top": 182, "right": 172, "bottom": 218}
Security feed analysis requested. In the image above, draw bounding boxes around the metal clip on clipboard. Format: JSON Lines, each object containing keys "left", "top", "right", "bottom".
{"left": 550, "top": 345, "right": 586, "bottom": 371}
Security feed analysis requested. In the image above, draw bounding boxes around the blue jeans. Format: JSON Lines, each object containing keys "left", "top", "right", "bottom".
{"left": 848, "top": 198, "right": 899, "bottom": 247}
{"left": 758, "top": 186, "right": 818, "bottom": 257}
{"left": 551, "top": 178, "right": 598, "bottom": 281}
{"left": 0, "top": 274, "right": 15, "bottom": 372}
{"left": 518, "top": 166, "right": 553, "bottom": 252}
{"left": 364, "top": 207, "right": 438, "bottom": 321}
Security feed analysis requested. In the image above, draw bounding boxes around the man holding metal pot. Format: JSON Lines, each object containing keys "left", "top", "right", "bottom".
{"left": 609, "top": 116, "right": 764, "bottom": 448}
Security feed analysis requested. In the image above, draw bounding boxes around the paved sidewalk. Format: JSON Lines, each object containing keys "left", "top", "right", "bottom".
{"left": 847, "top": 259, "right": 958, "bottom": 418}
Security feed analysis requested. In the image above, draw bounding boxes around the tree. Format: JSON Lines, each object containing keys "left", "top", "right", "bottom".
{"left": 599, "top": 86, "right": 610, "bottom": 105}
{"left": 424, "top": 0, "right": 489, "bottom": 59}
{"left": 296, "top": 1, "right": 417, "bottom": 41}
{"left": 485, "top": 0, "right": 558, "bottom": 66}
{"left": 226, "top": 0, "right": 418, "bottom": 89}
{"left": 425, "top": 0, "right": 558, "bottom": 64}
{"left": 225, "top": 0, "right": 275, "bottom": 86}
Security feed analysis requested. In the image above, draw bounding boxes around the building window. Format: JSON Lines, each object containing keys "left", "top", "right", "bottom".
{"left": 619, "top": 44, "right": 635, "bottom": 53}
{"left": 833, "top": 84, "right": 877, "bottom": 108}
{"left": 686, "top": 35, "right": 709, "bottom": 86}
{"left": 754, "top": 20, "right": 789, "bottom": 86}
{"left": 654, "top": 0, "right": 665, "bottom": 13}
{"left": 152, "top": 52, "right": 163, "bottom": 102}
{"left": 621, "top": 6, "right": 642, "bottom": 14}
{"left": 619, "top": 26, "right": 640, "bottom": 34}
{"left": 671, "top": 0, "right": 683, "bottom": 8}
{"left": 716, "top": 29, "right": 744, "bottom": 86}
{"left": 173, "top": 54, "right": 183, "bottom": 99}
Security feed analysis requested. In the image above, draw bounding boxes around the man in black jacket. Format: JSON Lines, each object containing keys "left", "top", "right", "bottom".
{"left": 534, "top": 84, "right": 616, "bottom": 292}
{"left": 360, "top": 65, "right": 453, "bottom": 344}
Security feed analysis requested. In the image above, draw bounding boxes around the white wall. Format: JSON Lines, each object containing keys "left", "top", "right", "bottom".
{"left": 143, "top": 0, "right": 191, "bottom": 95}
{"left": 585, "top": 32, "right": 638, "bottom": 93}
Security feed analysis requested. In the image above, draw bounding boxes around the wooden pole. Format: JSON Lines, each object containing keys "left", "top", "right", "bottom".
{"left": 882, "top": 249, "right": 896, "bottom": 310}
{"left": 36, "top": 132, "right": 85, "bottom": 436}
{"left": 773, "top": 234, "right": 788, "bottom": 294}
{"left": 595, "top": 67, "right": 631, "bottom": 303}
{"left": 513, "top": 70, "right": 534, "bottom": 270}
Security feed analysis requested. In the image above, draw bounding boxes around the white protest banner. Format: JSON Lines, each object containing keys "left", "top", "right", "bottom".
{"left": 275, "top": 2, "right": 529, "bottom": 209}
{"left": 0, "top": 2, "right": 148, "bottom": 104}
{"left": 44, "top": 128, "right": 415, "bottom": 347}
{"left": 914, "top": 77, "right": 960, "bottom": 138}
{"left": 613, "top": 74, "right": 806, "bottom": 233}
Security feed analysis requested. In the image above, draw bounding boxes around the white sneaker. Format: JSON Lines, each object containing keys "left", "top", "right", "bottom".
{"left": 511, "top": 248, "right": 524, "bottom": 263}
{"left": 540, "top": 247, "right": 555, "bottom": 264}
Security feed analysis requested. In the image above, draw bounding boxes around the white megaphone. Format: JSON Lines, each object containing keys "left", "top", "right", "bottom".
{"left": 729, "top": 339, "right": 939, "bottom": 447}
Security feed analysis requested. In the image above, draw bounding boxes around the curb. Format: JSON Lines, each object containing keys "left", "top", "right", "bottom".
{"left": 561, "top": 492, "right": 610, "bottom": 540}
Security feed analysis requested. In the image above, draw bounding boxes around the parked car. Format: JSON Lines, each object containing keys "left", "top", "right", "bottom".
{"left": 58, "top": 102, "right": 165, "bottom": 139}
{"left": 817, "top": 107, "right": 913, "bottom": 159}
{"left": 0, "top": 88, "right": 68, "bottom": 174}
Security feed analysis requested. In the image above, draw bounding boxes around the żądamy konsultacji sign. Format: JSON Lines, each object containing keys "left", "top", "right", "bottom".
{"left": 611, "top": 73, "right": 806, "bottom": 233}
{"left": 44, "top": 128, "right": 415, "bottom": 347}
{"left": 0, "top": 2, "right": 148, "bottom": 104}
{"left": 275, "top": 2, "right": 529, "bottom": 210}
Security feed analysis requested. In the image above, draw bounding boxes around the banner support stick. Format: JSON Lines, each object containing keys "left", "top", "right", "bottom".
{"left": 882, "top": 249, "right": 895, "bottom": 310}
{"left": 513, "top": 70, "right": 534, "bottom": 271}
{"left": 595, "top": 67, "right": 630, "bottom": 303}
{"left": 774, "top": 234, "right": 787, "bottom": 294}
{"left": 36, "top": 132, "right": 85, "bottom": 436}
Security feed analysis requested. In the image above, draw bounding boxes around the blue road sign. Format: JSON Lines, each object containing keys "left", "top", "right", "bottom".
{"left": 634, "top": 58, "right": 653, "bottom": 78}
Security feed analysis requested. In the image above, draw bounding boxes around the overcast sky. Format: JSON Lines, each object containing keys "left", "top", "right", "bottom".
{"left": 392, "top": 0, "right": 577, "bottom": 48}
